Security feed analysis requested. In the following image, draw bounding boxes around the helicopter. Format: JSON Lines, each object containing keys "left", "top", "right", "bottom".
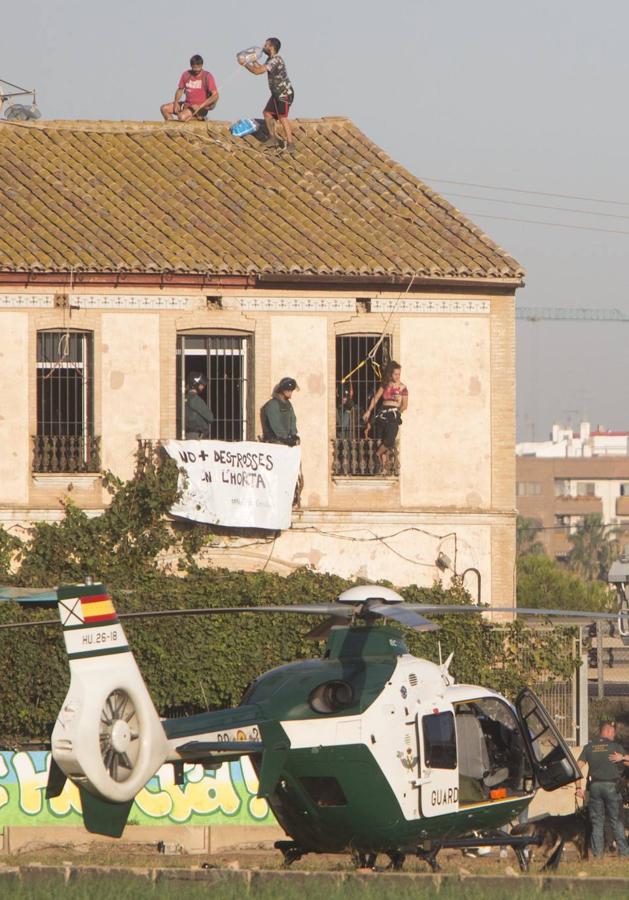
{"left": 0, "top": 580, "right": 623, "bottom": 871}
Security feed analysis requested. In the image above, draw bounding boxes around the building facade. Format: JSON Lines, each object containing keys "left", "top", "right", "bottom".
{"left": 517, "top": 449, "right": 629, "bottom": 559}
{"left": 0, "top": 118, "right": 523, "bottom": 604}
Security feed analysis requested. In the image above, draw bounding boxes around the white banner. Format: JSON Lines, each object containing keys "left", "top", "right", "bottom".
{"left": 164, "top": 440, "right": 301, "bottom": 530}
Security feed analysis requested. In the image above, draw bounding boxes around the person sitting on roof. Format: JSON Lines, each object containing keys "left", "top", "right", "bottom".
{"left": 239, "top": 37, "right": 295, "bottom": 154}
{"left": 161, "top": 54, "right": 219, "bottom": 121}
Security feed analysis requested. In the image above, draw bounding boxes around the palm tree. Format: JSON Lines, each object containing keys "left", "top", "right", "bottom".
{"left": 516, "top": 516, "right": 546, "bottom": 558}
{"left": 567, "top": 514, "right": 620, "bottom": 581}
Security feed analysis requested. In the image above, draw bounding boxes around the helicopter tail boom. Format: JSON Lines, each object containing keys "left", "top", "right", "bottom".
{"left": 51, "top": 582, "right": 169, "bottom": 810}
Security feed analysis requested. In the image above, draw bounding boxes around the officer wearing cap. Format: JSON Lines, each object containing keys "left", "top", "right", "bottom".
{"left": 261, "top": 377, "right": 299, "bottom": 446}
{"left": 576, "top": 719, "right": 629, "bottom": 857}
{"left": 185, "top": 372, "right": 215, "bottom": 439}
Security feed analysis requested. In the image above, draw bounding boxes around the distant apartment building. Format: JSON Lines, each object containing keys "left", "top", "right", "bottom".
{"left": 516, "top": 423, "right": 629, "bottom": 559}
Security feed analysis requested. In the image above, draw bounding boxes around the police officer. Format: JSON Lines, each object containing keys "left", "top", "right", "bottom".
{"left": 185, "top": 372, "right": 214, "bottom": 439}
{"left": 576, "top": 719, "right": 629, "bottom": 858}
{"left": 261, "top": 377, "right": 299, "bottom": 446}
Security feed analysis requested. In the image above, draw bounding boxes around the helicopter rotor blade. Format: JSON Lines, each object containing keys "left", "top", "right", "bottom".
{"left": 0, "top": 603, "right": 352, "bottom": 630}
{"left": 366, "top": 603, "right": 440, "bottom": 632}
{"left": 408, "top": 604, "right": 621, "bottom": 621}
{"left": 0, "top": 586, "right": 58, "bottom": 604}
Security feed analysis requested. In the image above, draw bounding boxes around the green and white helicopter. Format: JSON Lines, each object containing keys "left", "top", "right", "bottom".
{"left": 2, "top": 580, "right": 622, "bottom": 870}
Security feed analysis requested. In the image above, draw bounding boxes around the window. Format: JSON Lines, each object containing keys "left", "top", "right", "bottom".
{"left": 517, "top": 482, "right": 542, "bottom": 496}
{"left": 554, "top": 480, "right": 570, "bottom": 497}
{"left": 576, "top": 482, "right": 595, "bottom": 497}
{"left": 177, "top": 334, "right": 251, "bottom": 441}
{"left": 34, "top": 330, "right": 99, "bottom": 473}
{"left": 332, "top": 334, "right": 392, "bottom": 476}
{"left": 620, "top": 484, "right": 629, "bottom": 497}
{"left": 299, "top": 776, "right": 347, "bottom": 807}
{"left": 422, "top": 712, "right": 457, "bottom": 769}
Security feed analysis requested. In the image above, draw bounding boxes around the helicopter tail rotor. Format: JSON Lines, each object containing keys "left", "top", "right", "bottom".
{"left": 51, "top": 583, "right": 169, "bottom": 813}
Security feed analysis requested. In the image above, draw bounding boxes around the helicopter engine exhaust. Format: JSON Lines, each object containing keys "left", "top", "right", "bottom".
{"left": 50, "top": 583, "right": 169, "bottom": 806}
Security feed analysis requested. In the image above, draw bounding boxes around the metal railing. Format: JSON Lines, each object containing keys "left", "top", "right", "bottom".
{"left": 32, "top": 435, "right": 101, "bottom": 473}
{"left": 331, "top": 438, "right": 399, "bottom": 477}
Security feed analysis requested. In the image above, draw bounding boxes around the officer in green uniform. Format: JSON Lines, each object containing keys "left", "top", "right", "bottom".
{"left": 261, "top": 377, "right": 299, "bottom": 446}
{"left": 185, "top": 373, "right": 214, "bottom": 439}
{"left": 576, "top": 719, "right": 629, "bottom": 858}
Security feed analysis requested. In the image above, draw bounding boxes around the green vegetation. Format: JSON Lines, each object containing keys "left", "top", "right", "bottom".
{"left": 0, "top": 450, "right": 579, "bottom": 744}
{"left": 515, "top": 514, "right": 615, "bottom": 611}
{"left": 566, "top": 513, "right": 620, "bottom": 582}
{"left": 517, "top": 554, "right": 612, "bottom": 612}
{"left": 516, "top": 516, "right": 546, "bottom": 559}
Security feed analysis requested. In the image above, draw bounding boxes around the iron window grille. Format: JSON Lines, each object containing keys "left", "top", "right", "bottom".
{"left": 34, "top": 330, "right": 99, "bottom": 473}
{"left": 332, "top": 334, "right": 398, "bottom": 476}
{"left": 177, "top": 334, "right": 251, "bottom": 441}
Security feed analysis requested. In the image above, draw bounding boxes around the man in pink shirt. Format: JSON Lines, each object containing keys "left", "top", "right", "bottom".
{"left": 161, "top": 54, "right": 219, "bottom": 121}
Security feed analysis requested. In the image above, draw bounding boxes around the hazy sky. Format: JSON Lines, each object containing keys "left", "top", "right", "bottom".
{"left": 2, "top": 0, "right": 628, "bottom": 440}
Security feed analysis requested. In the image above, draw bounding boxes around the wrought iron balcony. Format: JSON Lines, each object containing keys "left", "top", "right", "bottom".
{"left": 331, "top": 438, "right": 399, "bottom": 477}
{"left": 32, "top": 435, "right": 101, "bottom": 474}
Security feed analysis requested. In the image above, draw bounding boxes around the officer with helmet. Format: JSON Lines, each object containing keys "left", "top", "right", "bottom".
{"left": 185, "top": 372, "right": 215, "bottom": 439}
{"left": 261, "top": 377, "right": 300, "bottom": 446}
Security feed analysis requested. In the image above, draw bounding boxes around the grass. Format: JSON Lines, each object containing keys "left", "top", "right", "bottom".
{"left": 2, "top": 876, "right": 629, "bottom": 900}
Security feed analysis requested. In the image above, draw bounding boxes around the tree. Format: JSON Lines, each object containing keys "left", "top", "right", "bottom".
{"left": 567, "top": 514, "right": 620, "bottom": 582}
{"left": 516, "top": 516, "right": 546, "bottom": 558}
{"left": 517, "top": 553, "right": 613, "bottom": 612}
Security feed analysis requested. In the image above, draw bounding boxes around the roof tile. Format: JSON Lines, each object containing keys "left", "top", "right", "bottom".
{"left": 0, "top": 118, "right": 523, "bottom": 280}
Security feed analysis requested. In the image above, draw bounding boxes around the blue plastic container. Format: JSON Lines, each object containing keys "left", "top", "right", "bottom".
{"left": 230, "top": 118, "right": 259, "bottom": 138}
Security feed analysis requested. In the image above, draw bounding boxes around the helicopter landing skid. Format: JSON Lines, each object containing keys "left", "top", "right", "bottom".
{"left": 414, "top": 833, "right": 540, "bottom": 873}
{"left": 275, "top": 840, "right": 308, "bottom": 868}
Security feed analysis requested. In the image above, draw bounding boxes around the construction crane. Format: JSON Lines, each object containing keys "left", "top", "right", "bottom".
{"left": 516, "top": 307, "right": 629, "bottom": 322}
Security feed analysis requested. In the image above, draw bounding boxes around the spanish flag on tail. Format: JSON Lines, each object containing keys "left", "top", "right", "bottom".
{"left": 57, "top": 582, "right": 129, "bottom": 660}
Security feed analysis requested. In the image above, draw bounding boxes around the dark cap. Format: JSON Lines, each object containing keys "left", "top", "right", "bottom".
{"left": 188, "top": 372, "right": 208, "bottom": 389}
{"left": 278, "top": 377, "right": 298, "bottom": 392}
{"left": 599, "top": 717, "right": 616, "bottom": 728}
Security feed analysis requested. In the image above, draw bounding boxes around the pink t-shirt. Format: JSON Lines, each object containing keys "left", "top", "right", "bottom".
{"left": 178, "top": 69, "right": 217, "bottom": 106}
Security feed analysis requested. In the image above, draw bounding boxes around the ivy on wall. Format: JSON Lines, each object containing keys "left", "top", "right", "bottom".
{"left": 0, "top": 449, "right": 578, "bottom": 745}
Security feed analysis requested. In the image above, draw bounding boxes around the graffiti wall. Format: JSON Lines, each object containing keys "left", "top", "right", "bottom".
{"left": 0, "top": 751, "right": 275, "bottom": 827}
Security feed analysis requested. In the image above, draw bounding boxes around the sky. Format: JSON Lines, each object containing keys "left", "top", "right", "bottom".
{"left": 2, "top": 0, "right": 628, "bottom": 440}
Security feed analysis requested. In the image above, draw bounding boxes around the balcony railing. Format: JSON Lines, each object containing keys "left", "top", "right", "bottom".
{"left": 32, "top": 435, "right": 101, "bottom": 474}
{"left": 331, "top": 438, "right": 399, "bottom": 477}
{"left": 554, "top": 495, "right": 602, "bottom": 516}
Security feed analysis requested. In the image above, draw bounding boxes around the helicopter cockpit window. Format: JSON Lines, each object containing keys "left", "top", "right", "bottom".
{"left": 518, "top": 694, "right": 562, "bottom": 766}
{"left": 309, "top": 681, "right": 354, "bottom": 714}
{"left": 455, "top": 699, "right": 532, "bottom": 805}
{"left": 422, "top": 712, "right": 457, "bottom": 769}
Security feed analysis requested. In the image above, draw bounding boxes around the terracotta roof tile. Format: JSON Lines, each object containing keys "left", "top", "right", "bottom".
{"left": 0, "top": 118, "right": 524, "bottom": 280}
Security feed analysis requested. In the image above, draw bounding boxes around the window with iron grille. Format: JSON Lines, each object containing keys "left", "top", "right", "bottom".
{"left": 34, "top": 330, "right": 99, "bottom": 472}
{"left": 332, "top": 334, "right": 395, "bottom": 476}
{"left": 177, "top": 334, "right": 251, "bottom": 441}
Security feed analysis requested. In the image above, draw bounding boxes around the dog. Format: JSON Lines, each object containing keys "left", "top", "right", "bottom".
{"left": 511, "top": 809, "right": 590, "bottom": 871}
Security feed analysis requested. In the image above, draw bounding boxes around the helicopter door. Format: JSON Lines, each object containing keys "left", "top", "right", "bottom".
{"left": 416, "top": 708, "right": 458, "bottom": 817}
{"left": 515, "top": 688, "right": 581, "bottom": 791}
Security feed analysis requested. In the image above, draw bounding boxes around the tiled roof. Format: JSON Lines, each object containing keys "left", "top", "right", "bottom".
{"left": 0, "top": 118, "right": 524, "bottom": 281}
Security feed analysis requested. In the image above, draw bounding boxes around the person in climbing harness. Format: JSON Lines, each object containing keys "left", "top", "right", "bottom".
{"left": 161, "top": 54, "right": 219, "bottom": 121}
{"left": 362, "top": 361, "right": 408, "bottom": 472}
